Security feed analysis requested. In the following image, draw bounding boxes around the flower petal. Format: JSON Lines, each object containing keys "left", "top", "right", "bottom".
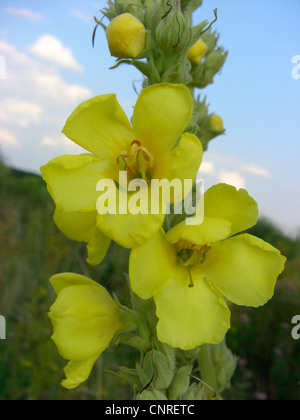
{"left": 87, "top": 226, "right": 111, "bottom": 266}
{"left": 166, "top": 217, "right": 232, "bottom": 246}
{"left": 50, "top": 273, "right": 101, "bottom": 295}
{"left": 98, "top": 211, "right": 165, "bottom": 249}
{"left": 54, "top": 208, "right": 97, "bottom": 242}
{"left": 62, "top": 94, "right": 133, "bottom": 161}
{"left": 201, "top": 234, "right": 287, "bottom": 307}
{"left": 41, "top": 154, "right": 110, "bottom": 213}
{"left": 163, "top": 132, "right": 203, "bottom": 183}
{"left": 49, "top": 285, "right": 121, "bottom": 361}
{"left": 61, "top": 356, "right": 99, "bottom": 390}
{"left": 156, "top": 132, "right": 203, "bottom": 203}
{"left": 155, "top": 266, "right": 231, "bottom": 350}
{"left": 129, "top": 230, "right": 177, "bottom": 300}
{"left": 204, "top": 184, "right": 259, "bottom": 236}
{"left": 97, "top": 185, "right": 166, "bottom": 248}
{"left": 132, "top": 84, "right": 193, "bottom": 157}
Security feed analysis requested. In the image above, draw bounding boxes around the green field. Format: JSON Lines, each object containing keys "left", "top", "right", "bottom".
{"left": 0, "top": 159, "right": 299, "bottom": 400}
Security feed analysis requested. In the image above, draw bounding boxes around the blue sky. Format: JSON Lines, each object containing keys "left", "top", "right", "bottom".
{"left": 0, "top": 0, "right": 299, "bottom": 234}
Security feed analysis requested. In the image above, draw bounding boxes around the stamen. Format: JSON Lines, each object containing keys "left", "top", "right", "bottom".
{"left": 117, "top": 154, "right": 128, "bottom": 171}
{"left": 188, "top": 267, "right": 194, "bottom": 288}
{"left": 117, "top": 141, "right": 154, "bottom": 182}
{"left": 131, "top": 140, "right": 141, "bottom": 149}
{"left": 136, "top": 149, "right": 147, "bottom": 180}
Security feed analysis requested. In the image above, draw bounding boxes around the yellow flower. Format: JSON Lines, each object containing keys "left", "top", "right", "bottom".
{"left": 41, "top": 84, "right": 203, "bottom": 255}
{"left": 129, "top": 184, "right": 286, "bottom": 350}
{"left": 106, "top": 13, "right": 147, "bottom": 58}
{"left": 188, "top": 38, "right": 208, "bottom": 66}
{"left": 49, "top": 273, "right": 122, "bottom": 389}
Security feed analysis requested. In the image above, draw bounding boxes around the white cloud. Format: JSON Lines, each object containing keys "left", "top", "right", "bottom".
{"left": 70, "top": 10, "right": 93, "bottom": 23}
{"left": 4, "top": 7, "right": 43, "bottom": 21}
{"left": 28, "top": 34, "right": 83, "bottom": 72}
{"left": 0, "top": 40, "right": 91, "bottom": 106}
{"left": 241, "top": 164, "right": 271, "bottom": 179}
{"left": 198, "top": 161, "right": 217, "bottom": 177}
{"left": 33, "top": 72, "right": 91, "bottom": 104}
{"left": 0, "top": 98, "right": 43, "bottom": 128}
{"left": 218, "top": 171, "right": 246, "bottom": 190}
{"left": 0, "top": 40, "right": 93, "bottom": 168}
{"left": 0, "top": 129, "right": 20, "bottom": 149}
{"left": 40, "top": 136, "right": 85, "bottom": 153}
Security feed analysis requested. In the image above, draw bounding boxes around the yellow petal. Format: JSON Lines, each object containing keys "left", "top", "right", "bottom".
{"left": 97, "top": 185, "right": 166, "bottom": 248}
{"left": 62, "top": 94, "right": 133, "bottom": 161}
{"left": 41, "top": 154, "right": 110, "bottom": 213}
{"left": 98, "top": 211, "right": 165, "bottom": 249}
{"left": 49, "top": 284, "right": 121, "bottom": 361}
{"left": 61, "top": 356, "right": 99, "bottom": 390}
{"left": 87, "top": 226, "right": 111, "bottom": 266}
{"left": 54, "top": 208, "right": 97, "bottom": 242}
{"left": 166, "top": 217, "right": 232, "bottom": 246}
{"left": 201, "top": 234, "right": 287, "bottom": 307}
{"left": 155, "top": 266, "right": 231, "bottom": 350}
{"left": 132, "top": 84, "right": 193, "bottom": 157}
{"left": 129, "top": 230, "right": 177, "bottom": 300}
{"left": 204, "top": 183, "right": 259, "bottom": 236}
{"left": 50, "top": 273, "right": 101, "bottom": 295}
{"left": 159, "top": 132, "right": 203, "bottom": 202}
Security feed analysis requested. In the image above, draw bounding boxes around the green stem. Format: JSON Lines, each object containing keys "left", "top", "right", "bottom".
{"left": 197, "top": 344, "right": 218, "bottom": 393}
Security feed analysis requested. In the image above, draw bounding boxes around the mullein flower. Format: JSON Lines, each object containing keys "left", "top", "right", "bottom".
{"left": 188, "top": 39, "right": 208, "bottom": 66}
{"left": 106, "top": 13, "right": 147, "bottom": 58}
{"left": 129, "top": 184, "right": 286, "bottom": 350}
{"left": 48, "top": 273, "right": 122, "bottom": 389}
{"left": 41, "top": 83, "right": 203, "bottom": 253}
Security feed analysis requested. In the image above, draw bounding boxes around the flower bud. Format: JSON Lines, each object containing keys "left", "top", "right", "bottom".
{"left": 211, "top": 340, "right": 237, "bottom": 393}
{"left": 181, "top": 0, "right": 203, "bottom": 13}
{"left": 142, "top": 350, "right": 175, "bottom": 390}
{"left": 155, "top": 2, "right": 191, "bottom": 56}
{"left": 168, "top": 365, "right": 192, "bottom": 400}
{"left": 192, "top": 48, "right": 228, "bottom": 88}
{"left": 106, "top": 13, "right": 146, "bottom": 58}
{"left": 188, "top": 39, "right": 208, "bottom": 66}
{"left": 209, "top": 114, "right": 224, "bottom": 132}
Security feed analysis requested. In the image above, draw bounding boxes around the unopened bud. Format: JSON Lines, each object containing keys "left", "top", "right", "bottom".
{"left": 155, "top": 2, "right": 191, "bottom": 56}
{"left": 106, "top": 13, "right": 146, "bottom": 58}
{"left": 168, "top": 365, "right": 192, "bottom": 400}
{"left": 209, "top": 114, "right": 224, "bottom": 132}
{"left": 188, "top": 39, "right": 208, "bottom": 66}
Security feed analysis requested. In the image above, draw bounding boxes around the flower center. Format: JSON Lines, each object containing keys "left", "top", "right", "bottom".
{"left": 117, "top": 140, "right": 154, "bottom": 182}
{"left": 176, "top": 241, "right": 211, "bottom": 267}
{"left": 176, "top": 241, "right": 211, "bottom": 288}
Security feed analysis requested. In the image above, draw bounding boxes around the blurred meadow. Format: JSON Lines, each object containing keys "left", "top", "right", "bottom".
{"left": 0, "top": 155, "right": 299, "bottom": 400}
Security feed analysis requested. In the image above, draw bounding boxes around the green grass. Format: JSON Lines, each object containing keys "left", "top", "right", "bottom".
{"left": 0, "top": 159, "right": 299, "bottom": 400}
